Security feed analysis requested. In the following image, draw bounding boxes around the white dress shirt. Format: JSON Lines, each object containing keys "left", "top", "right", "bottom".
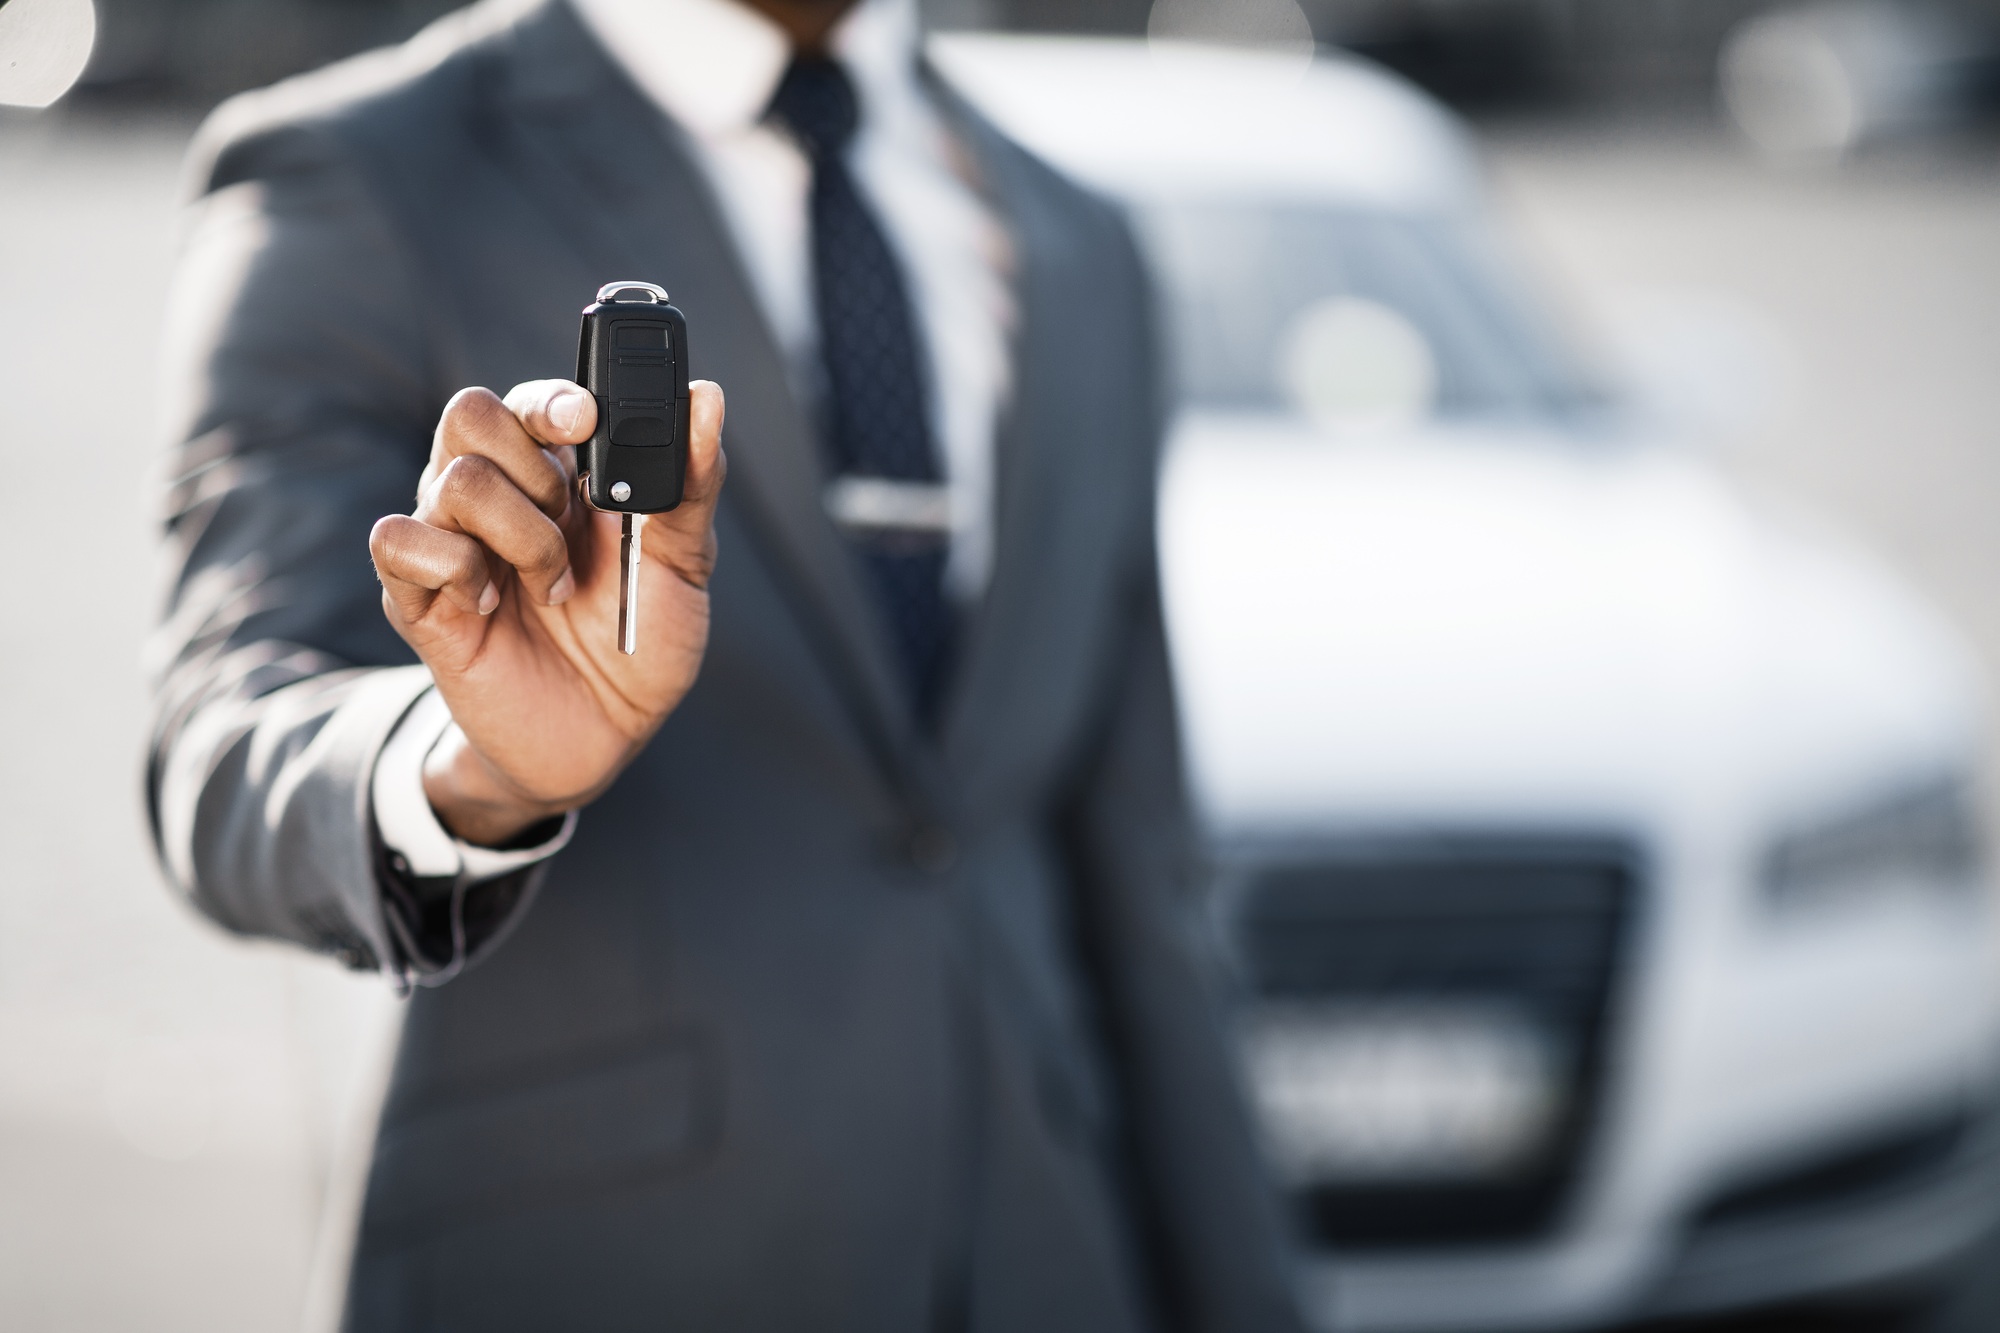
{"left": 373, "top": 0, "right": 1015, "bottom": 879}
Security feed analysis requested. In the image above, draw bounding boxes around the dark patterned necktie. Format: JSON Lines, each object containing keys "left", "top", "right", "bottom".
{"left": 768, "top": 55, "right": 954, "bottom": 726}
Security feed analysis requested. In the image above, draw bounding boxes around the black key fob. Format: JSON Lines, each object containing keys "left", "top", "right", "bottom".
{"left": 577, "top": 281, "right": 689, "bottom": 514}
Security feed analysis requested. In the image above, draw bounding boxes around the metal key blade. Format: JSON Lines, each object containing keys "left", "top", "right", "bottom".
{"left": 618, "top": 512, "right": 646, "bottom": 655}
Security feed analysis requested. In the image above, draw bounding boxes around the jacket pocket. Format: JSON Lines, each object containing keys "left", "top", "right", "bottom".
{"left": 360, "top": 1031, "right": 717, "bottom": 1243}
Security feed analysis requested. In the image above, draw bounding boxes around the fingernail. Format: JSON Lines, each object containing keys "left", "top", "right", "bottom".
{"left": 549, "top": 388, "right": 588, "bottom": 435}
{"left": 477, "top": 582, "right": 500, "bottom": 615}
{"left": 547, "top": 568, "right": 575, "bottom": 605}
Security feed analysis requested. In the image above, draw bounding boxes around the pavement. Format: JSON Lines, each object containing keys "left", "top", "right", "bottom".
{"left": 1, "top": 101, "right": 1998, "bottom": 1331}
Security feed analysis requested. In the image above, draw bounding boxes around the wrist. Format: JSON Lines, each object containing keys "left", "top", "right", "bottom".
{"left": 422, "top": 724, "right": 571, "bottom": 847}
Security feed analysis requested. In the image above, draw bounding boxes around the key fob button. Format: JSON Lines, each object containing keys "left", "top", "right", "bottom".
{"left": 615, "top": 363, "right": 673, "bottom": 400}
{"left": 611, "top": 415, "right": 669, "bottom": 449}
{"left": 614, "top": 324, "right": 668, "bottom": 349}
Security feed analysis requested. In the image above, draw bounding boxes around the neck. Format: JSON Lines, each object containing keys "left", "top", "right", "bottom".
{"left": 737, "top": 0, "right": 859, "bottom": 53}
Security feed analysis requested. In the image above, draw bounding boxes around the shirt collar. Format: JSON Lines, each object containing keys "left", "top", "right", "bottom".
{"left": 566, "top": 0, "right": 923, "bottom": 142}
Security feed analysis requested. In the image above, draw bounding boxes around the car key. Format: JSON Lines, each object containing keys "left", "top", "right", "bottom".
{"left": 575, "top": 281, "right": 691, "bottom": 655}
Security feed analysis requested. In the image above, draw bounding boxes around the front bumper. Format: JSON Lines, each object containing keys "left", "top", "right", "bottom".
{"left": 1299, "top": 1096, "right": 2000, "bottom": 1332}
{"left": 1641, "top": 1099, "right": 2000, "bottom": 1319}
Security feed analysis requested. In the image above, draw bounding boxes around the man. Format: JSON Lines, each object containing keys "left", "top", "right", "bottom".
{"left": 149, "top": 0, "right": 1304, "bottom": 1327}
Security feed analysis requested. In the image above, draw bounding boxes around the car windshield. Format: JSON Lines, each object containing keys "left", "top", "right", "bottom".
{"left": 1132, "top": 201, "right": 1602, "bottom": 426}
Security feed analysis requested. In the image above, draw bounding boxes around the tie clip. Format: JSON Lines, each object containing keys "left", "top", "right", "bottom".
{"left": 824, "top": 476, "right": 953, "bottom": 538}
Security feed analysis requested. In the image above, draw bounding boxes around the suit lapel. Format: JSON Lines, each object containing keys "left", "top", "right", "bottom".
{"left": 484, "top": 0, "right": 925, "bottom": 782}
{"left": 929, "top": 87, "right": 1081, "bottom": 778}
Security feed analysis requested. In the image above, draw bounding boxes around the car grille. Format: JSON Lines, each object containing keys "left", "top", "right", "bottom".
{"left": 1223, "top": 838, "right": 1640, "bottom": 1249}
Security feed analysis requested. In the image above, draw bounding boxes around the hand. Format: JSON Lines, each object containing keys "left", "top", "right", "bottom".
{"left": 369, "top": 379, "right": 726, "bottom": 846}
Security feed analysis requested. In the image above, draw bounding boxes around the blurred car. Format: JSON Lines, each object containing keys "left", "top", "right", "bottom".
{"left": 932, "top": 33, "right": 2000, "bottom": 1331}
{"left": 1719, "top": 0, "right": 2000, "bottom": 161}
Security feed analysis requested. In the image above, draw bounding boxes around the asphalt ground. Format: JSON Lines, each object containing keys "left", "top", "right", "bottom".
{"left": 1, "top": 101, "right": 1997, "bottom": 1331}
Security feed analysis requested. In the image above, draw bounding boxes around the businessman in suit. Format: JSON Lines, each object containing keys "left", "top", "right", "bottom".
{"left": 148, "top": 0, "right": 1304, "bottom": 1327}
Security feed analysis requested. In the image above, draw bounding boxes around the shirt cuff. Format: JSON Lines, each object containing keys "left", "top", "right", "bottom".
{"left": 370, "top": 687, "right": 577, "bottom": 883}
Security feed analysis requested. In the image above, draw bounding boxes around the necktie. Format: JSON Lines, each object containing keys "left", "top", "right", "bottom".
{"left": 768, "top": 55, "right": 955, "bottom": 727}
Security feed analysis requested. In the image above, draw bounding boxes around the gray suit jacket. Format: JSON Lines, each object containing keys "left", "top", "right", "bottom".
{"left": 148, "top": 2, "right": 1302, "bottom": 1329}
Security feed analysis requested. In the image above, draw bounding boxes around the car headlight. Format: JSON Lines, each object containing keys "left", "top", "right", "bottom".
{"left": 1762, "top": 775, "right": 1986, "bottom": 909}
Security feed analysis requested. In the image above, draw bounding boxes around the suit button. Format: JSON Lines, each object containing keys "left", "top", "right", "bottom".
{"left": 908, "top": 825, "right": 958, "bottom": 875}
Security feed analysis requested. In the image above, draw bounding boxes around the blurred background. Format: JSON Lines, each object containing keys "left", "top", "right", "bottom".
{"left": 5, "top": 0, "right": 2000, "bottom": 1329}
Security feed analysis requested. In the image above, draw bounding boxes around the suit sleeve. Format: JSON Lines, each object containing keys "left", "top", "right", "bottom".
{"left": 1059, "top": 225, "right": 1307, "bottom": 1333}
{"left": 146, "top": 114, "right": 549, "bottom": 984}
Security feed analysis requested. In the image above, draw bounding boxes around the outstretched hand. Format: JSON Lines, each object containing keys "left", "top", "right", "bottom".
{"left": 369, "top": 378, "right": 726, "bottom": 845}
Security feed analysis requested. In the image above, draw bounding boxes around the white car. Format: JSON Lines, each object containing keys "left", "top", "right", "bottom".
{"left": 933, "top": 34, "right": 2000, "bottom": 1331}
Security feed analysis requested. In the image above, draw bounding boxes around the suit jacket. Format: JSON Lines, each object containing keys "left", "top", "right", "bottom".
{"left": 147, "top": 2, "right": 1302, "bottom": 1329}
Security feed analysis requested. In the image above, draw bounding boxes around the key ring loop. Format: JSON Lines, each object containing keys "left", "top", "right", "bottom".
{"left": 595, "top": 281, "right": 670, "bottom": 305}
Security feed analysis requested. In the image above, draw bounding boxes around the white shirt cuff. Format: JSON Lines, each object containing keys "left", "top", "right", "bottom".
{"left": 371, "top": 688, "right": 577, "bottom": 882}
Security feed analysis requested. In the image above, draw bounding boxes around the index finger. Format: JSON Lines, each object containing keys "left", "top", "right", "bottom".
{"left": 421, "top": 385, "right": 576, "bottom": 521}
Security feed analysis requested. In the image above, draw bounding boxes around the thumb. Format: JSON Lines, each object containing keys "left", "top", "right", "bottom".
{"left": 646, "top": 380, "right": 726, "bottom": 587}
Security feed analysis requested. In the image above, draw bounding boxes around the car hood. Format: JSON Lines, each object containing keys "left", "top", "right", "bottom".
{"left": 1161, "top": 414, "right": 1982, "bottom": 843}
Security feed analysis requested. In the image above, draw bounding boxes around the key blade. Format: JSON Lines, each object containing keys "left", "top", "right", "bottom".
{"left": 618, "top": 512, "right": 646, "bottom": 655}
